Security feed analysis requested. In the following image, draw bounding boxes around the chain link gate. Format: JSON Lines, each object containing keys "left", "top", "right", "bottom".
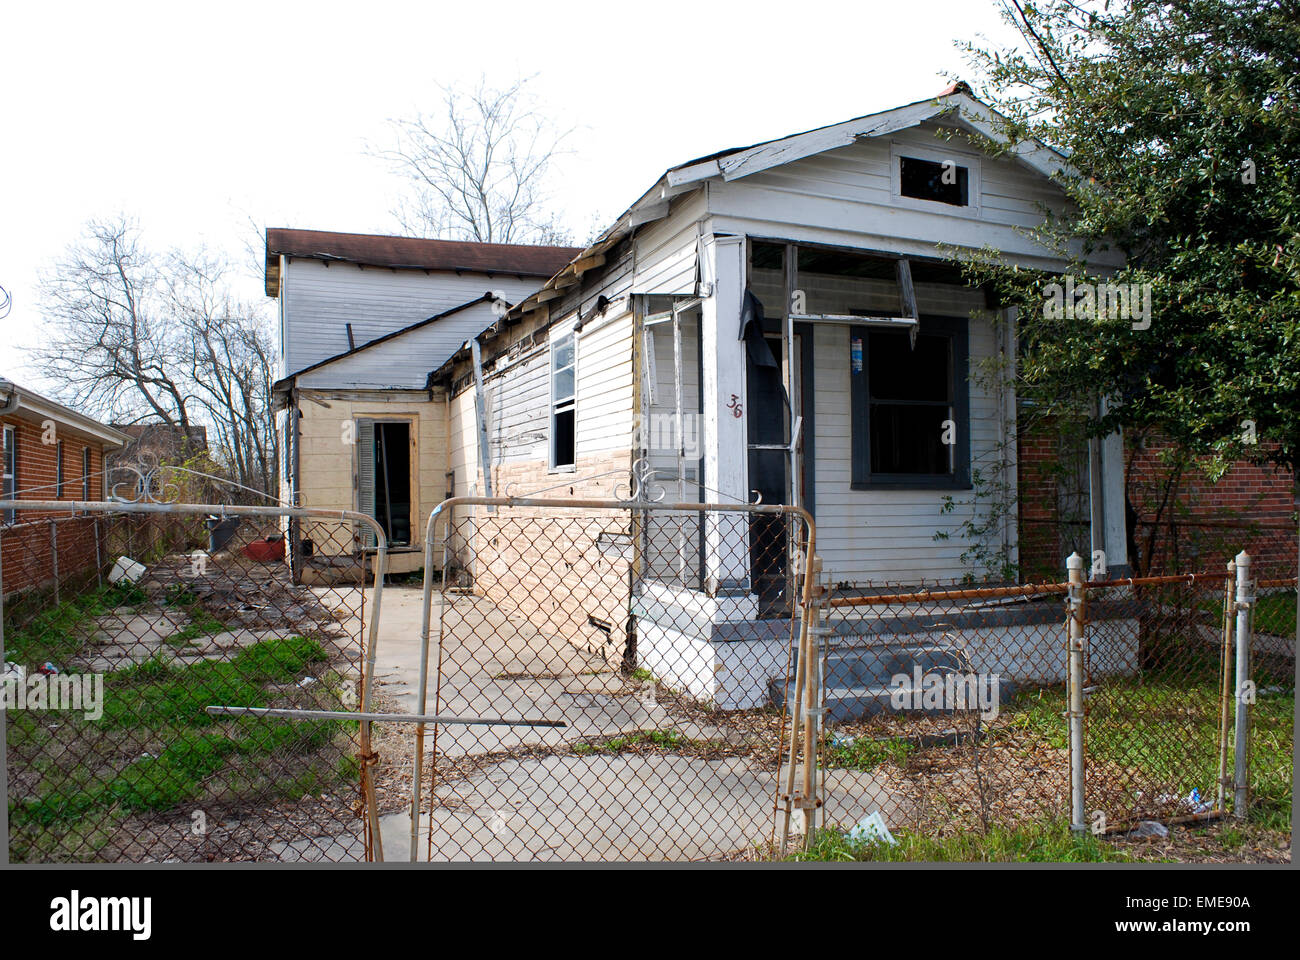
{"left": 1, "top": 493, "right": 388, "bottom": 863}
{"left": 404, "top": 480, "right": 823, "bottom": 861}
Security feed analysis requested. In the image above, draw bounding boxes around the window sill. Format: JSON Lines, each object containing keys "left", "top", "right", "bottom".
{"left": 850, "top": 479, "right": 972, "bottom": 492}
{"left": 548, "top": 465, "right": 576, "bottom": 475}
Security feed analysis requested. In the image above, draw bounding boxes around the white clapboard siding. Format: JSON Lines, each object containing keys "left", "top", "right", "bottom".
{"left": 631, "top": 190, "right": 707, "bottom": 295}
{"left": 296, "top": 300, "right": 500, "bottom": 390}
{"left": 282, "top": 258, "right": 546, "bottom": 374}
{"left": 708, "top": 121, "right": 1122, "bottom": 271}
{"left": 575, "top": 309, "right": 636, "bottom": 454}
{"left": 487, "top": 346, "right": 549, "bottom": 465}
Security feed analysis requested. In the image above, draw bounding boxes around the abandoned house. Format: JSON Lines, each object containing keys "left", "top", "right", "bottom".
{"left": 267, "top": 228, "right": 579, "bottom": 573}
{"left": 422, "top": 84, "right": 1138, "bottom": 702}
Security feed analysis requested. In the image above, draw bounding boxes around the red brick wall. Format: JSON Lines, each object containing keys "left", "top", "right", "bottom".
{"left": 1, "top": 413, "right": 110, "bottom": 597}
{"left": 1016, "top": 418, "right": 1297, "bottom": 581}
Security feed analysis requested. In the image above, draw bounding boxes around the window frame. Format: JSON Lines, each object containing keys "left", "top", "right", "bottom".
{"left": 56, "top": 439, "right": 65, "bottom": 497}
{"left": 82, "top": 446, "right": 92, "bottom": 500}
{"left": 548, "top": 323, "right": 577, "bottom": 472}
{"left": 849, "top": 316, "right": 971, "bottom": 490}
{"left": 889, "top": 141, "right": 982, "bottom": 218}
{"left": 2, "top": 425, "right": 15, "bottom": 522}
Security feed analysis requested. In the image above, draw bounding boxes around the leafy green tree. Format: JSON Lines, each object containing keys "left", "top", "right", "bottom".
{"left": 960, "top": 0, "right": 1299, "bottom": 476}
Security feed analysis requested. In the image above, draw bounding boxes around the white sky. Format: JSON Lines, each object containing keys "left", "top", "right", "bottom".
{"left": 0, "top": 0, "right": 1020, "bottom": 395}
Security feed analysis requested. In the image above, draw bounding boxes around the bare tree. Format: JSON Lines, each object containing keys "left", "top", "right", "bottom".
{"left": 36, "top": 217, "right": 191, "bottom": 430}
{"left": 379, "top": 76, "right": 572, "bottom": 244}
{"left": 34, "top": 217, "right": 281, "bottom": 499}
{"left": 163, "top": 251, "right": 280, "bottom": 496}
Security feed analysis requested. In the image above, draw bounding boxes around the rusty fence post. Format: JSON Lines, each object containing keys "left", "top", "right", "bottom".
{"left": 1066, "top": 552, "right": 1087, "bottom": 833}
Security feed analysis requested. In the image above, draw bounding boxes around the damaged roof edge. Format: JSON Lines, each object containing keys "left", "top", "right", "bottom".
{"left": 493, "top": 84, "right": 1073, "bottom": 337}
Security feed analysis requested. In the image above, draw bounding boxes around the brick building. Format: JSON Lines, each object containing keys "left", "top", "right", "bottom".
{"left": 0, "top": 378, "right": 130, "bottom": 596}
{"left": 1017, "top": 419, "right": 1296, "bottom": 581}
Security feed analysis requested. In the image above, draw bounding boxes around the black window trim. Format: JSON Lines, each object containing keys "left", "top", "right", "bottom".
{"left": 850, "top": 315, "right": 971, "bottom": 491}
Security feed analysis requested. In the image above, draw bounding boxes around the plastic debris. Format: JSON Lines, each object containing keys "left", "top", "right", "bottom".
{"left": 37, "top": 662, "right": 60, "bottom": 675}
{"left": 1, "top": 662, "right": 26, "bottom": 684}
{"left": 847, "top": 811, "right": 897, "bottom": 846}
{"left": 108, "top": 556, "right": 147, "bottom": 585}
{"left": 1186, "top": 788, "right": 1212, "bottom": 814}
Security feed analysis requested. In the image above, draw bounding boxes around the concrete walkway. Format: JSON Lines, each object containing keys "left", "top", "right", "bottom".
{"left": 285, "top": 585, "right": 897, "bottom": 862}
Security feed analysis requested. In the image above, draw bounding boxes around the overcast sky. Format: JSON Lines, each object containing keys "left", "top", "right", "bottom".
{"left": 0, "top": 0, "right": 1020, "bottom": 395}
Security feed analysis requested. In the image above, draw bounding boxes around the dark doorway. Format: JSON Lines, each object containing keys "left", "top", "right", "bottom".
{"left": 747, "top": 333, "right": 791, "bottom": 615}
{"left": 373, "top": 422, "right": 411, "bottom": 546}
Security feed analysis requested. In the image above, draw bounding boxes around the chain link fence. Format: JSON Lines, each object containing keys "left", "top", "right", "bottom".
{"left": 409, "top": 497, "right": 814, "bottom": 861}
{"left": 817, "top": 559, "right": 1295, "bottom": 843}
{"left": 2, "top": 501, "right": 383, "bottom": 862}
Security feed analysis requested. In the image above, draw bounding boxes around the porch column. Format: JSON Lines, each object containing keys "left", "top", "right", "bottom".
{"left": 1089, "top": 395, "right": 1130, "bottom": 577}
{"left": 699, "top": 234, "right": 750, "bottom": 591}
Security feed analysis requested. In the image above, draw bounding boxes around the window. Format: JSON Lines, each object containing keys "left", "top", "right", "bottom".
{"left": 550, "top": 329, "right": 576, "bottom": 469}
{"left": 82, "top": 447, "right": 91, "bottom": 500}
{"left": 2, "top": 425, "right": 14, "bottom": 522}
{"left": 56, "top": 440, "right": 64, "bottom": 497}
{"left": 899, "top": 155, "right": 969, "bottom": 206}
{"left": 850, "top": 318, "right": 969, "bottom": 488}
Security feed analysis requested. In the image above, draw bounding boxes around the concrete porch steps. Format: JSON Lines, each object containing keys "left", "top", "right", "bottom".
{"left": 768, "top": 642, "right": 1013, "bottom": 725}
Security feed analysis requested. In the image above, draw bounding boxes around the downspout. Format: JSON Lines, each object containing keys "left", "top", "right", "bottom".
{"left": 290, "top": 384, "right": 303, "bottom": 584}
{"left": 0, "top": 383, "right": 19, "bottom": 416}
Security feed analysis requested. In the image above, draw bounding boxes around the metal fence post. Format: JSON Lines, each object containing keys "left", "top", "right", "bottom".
{"left": 1216, "top": 559, "right": 1236, "bottom": 815}
{"left": 49, "top": 519, "right": 59, "bottom": 606}
{"left": 1066, "top": 552, "right": 1086, "bottom": 832}
{"left": 1232, "top": 550, "right": 1254, "bottom": 819}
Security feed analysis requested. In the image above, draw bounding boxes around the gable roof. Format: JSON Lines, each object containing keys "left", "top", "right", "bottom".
{"left": 263, "top": 228, "right": 581, "bottom": 296}
{"left": 493, "top": 82, "right": 1071, "bottom": 329}
{"left": 272, "top": 293, "right": 498, "bottom": 390}
{"left": 0, "top": 378, "right": 131, "bottom": 448}
{"left": 664, "top": 82, "right": 1068, "bottom": 188}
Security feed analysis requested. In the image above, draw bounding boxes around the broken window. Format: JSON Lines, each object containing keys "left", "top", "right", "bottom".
{"left": 550, "top": 329, "right": 576, "bottom": 469}
{"left": 2, "top": 425, "right": 14, "bottom": 522}
{"left": 899, "top": 155, "right": 969, "bottom": 206}
{"left": 850, "top": 318, "right": 970, "bottom": 488}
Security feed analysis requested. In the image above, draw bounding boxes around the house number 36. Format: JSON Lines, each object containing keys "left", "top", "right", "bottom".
{"left": 728, "top": 394, "right": 743, "bottom": 418}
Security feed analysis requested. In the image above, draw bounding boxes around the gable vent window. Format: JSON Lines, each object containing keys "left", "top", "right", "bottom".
{"left": 900, "top": 155, "right": 969, "bottom": 206}
{"left": 550, "top": 329, "right": 576, "bottom": 470}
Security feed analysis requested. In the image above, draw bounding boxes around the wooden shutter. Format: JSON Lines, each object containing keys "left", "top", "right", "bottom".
{"left": 355, "top": 418, "right": 376, "bottom": 548}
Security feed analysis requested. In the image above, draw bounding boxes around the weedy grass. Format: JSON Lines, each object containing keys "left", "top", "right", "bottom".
{"left": 789, "top": 821, "right": 1137, "bottom": 862}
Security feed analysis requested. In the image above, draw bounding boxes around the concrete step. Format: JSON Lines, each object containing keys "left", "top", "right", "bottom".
{"left": 767, "top": 643, "right": 1014, "bottom": 724}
